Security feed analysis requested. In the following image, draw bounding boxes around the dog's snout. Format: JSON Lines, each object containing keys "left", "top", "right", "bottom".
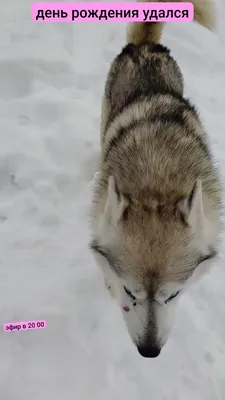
{"left": 137, "top": 345, "right": 161, "bottom": 358}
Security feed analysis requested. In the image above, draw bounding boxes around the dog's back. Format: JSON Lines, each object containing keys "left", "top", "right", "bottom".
{"left": 98, "top": 0, "right": 220, "bottom": 212}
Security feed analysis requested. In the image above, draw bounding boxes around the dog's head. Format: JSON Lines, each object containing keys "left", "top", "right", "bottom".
{"left": 90, "top": 176, "right": 217, "bottom": 358}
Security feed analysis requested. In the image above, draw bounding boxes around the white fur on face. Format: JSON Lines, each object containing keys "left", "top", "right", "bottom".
{"left": 119, "top": 282, "right": 179, "bottom": 349}
{"left": 119, "top": 286, "right": 148, "bottom": 345}
{"left": 154, "top": 296, "right": 178, "bottom": 346}
{"left": 91, "top": 250, "right": 179, "bottom": 350}
{"left": 91, "top": 176, "right": 218, "bottom": 352}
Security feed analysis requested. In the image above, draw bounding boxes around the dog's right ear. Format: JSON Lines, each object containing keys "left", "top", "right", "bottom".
{"left": 104, "top": 176, "right": 129, "bottom": 225}
{"left": 178, "top": 179, "right": 204, "bottom": 231}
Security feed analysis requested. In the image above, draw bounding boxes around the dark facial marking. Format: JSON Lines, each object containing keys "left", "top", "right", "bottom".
{"left": 179, "top": 248, "right": 218, "bottom": 283}
{"left": 89, "top": 241, "right": 121, "bottom": 274}
{"left": 196, "top": 248, "right": 217, "bottom": 266}
{"left": 165, "top": 291, "right": 180, "bottom": 304}
{"left": 168, "top": 250, "right": 217, "bottom": 300}
{"left": 124, "top": 286, "right": 136, "bottom": 300}
{"left": 123, "top": 286, "right": 137, "bottom": 306}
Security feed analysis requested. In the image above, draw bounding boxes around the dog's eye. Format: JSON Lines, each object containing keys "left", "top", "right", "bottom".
{"left": 165, "top": 291, "right": 180, "bottom": 304}
{"left": 124, "top": 286, "right": 136, "bottom": 300}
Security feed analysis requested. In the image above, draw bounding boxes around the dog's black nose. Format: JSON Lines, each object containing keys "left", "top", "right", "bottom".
{"left": 137, "top": 345, "right": 161, "bottom": 358}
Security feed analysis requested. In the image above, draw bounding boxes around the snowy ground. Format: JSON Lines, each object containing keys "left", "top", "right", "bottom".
{"left": 0, "top": 0, "right": 225, "bottom": 399}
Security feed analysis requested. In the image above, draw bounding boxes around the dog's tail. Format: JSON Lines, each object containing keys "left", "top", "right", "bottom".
{"left": 127, "top": 0, "right": 216, "bottom": 45}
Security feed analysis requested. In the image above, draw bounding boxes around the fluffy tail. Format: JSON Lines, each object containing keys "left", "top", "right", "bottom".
{"left": 127, "top": 0, "right": 216, "bottom": 45}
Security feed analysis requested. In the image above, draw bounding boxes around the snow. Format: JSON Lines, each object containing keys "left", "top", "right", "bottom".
{"left": 0, "top": 0, "right": 225, "bottom": 399}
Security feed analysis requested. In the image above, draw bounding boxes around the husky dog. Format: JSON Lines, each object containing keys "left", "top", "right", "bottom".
{"left": 90, "top": 0, "right": 221, "bottom": 358}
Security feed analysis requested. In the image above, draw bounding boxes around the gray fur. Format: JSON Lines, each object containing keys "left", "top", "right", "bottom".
{"left": 90, "top": 0, "right": 221, "bottom": 357}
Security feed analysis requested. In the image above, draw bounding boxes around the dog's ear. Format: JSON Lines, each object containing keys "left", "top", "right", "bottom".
{"left": 179, "top": 179, "right": 204, "bottom": 230}
{"left": 104, "top": 176, "right": 129, "bottom": 224}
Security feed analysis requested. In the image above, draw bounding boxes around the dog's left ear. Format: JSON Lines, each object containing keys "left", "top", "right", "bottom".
{"left": 179, "top": 179, "right": 204, "bottom": 230}
{"left": 104, "top": 176, "right": 129, "bottom": 225}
